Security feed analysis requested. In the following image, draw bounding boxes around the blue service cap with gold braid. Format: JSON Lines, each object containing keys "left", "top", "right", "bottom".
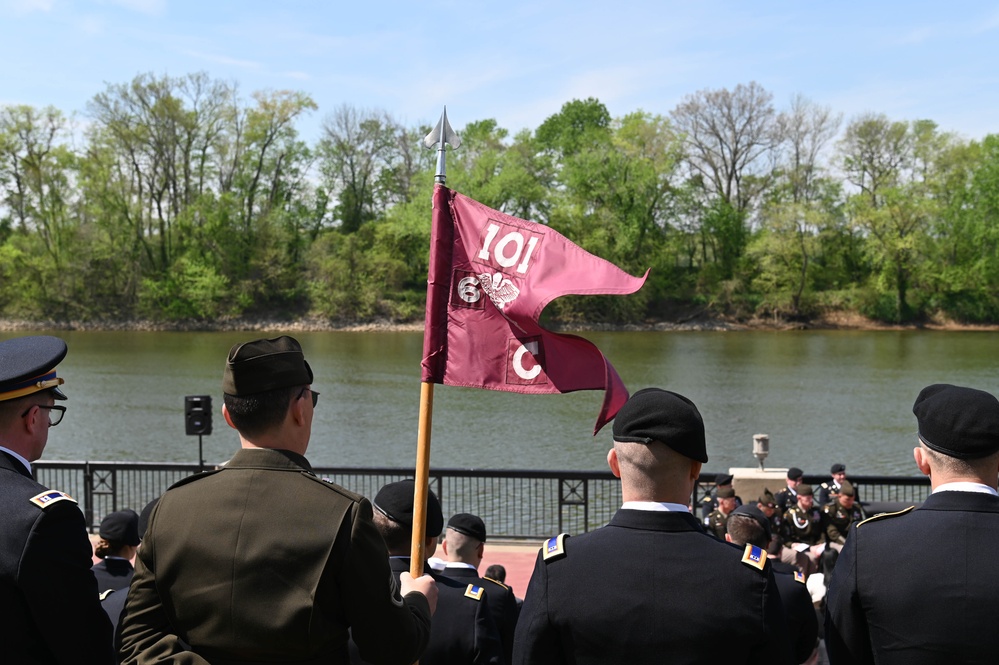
{"left": 0, "top": 336, "right": 67, "bottom": 402}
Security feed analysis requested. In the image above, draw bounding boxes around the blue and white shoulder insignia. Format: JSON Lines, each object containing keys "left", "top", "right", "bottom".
{"left": 794, "top": 570, "right": 806, "bottom": 584}
{"left": 740, "top": 544, "right": 767, "bottom": 571}
{"left": 464, "top": 584, "right": 485, "bottom": 601}
{"left": 29, "top": 490, "right": 76, "bottom": 509}
{"left": 542, "top": 533, "right": 569, "bottom": 562}
{"left": 857, "top": 505, "right": 915, "bottom": 527}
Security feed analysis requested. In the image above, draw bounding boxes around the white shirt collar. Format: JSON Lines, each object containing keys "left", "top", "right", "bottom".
{"left": 621, "top": 501, "right": 690, "bottom": 513}
{"left": 444, "top": 562, "right": 478, "bottom": 570}
{"left": 933, "top": 482, "right": 999, "bottom": 496}
{"left": 0, "top": 446, "right": 31, "bottom": 474}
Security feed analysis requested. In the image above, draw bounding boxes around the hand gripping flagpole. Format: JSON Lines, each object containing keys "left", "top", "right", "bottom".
{"left": 411, "top": 108, "right": 461, "bottom": 581}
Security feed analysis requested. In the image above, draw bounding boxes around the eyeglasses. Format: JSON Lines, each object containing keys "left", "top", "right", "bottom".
{"left": 299, "top": 388, "right": 319, "bottom": 408}
{"left": 21, "top": 404, "right": 67, "bottom": 427}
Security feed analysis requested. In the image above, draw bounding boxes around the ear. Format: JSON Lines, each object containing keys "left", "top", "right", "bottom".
{"left": 441, "top": 538, "right": 450, "bottom": 556}
{"left": 289, "top": 392, "right": 307, "bottom": 427}
{"left": 690, "top": 460, "right": 703, "bottom": 481}
{"left": 607, "top": 448, "right": 621, "bottom": 479}
{"left": 425, "top": 536, "right": 438, "bottom": 558}
{"left": 22, "top": 404, "right": 43, "bottom": 435}
{"left": 913, "top": 446, "right": 931, "bottom": 477}
{"left": 724, "top": 533, "right": 733, "bottom": 543}
{"left": 222, "top": 404, "right": 237, "bottom": 430}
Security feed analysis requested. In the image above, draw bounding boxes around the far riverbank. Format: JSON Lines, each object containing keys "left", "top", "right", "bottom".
{"left": 3, "top": 310, "right": 999, "bottom": 333}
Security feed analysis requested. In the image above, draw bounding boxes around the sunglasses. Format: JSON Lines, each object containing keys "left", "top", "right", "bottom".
{"left": 299, "top": 387, "right": 319, "bottom": 408}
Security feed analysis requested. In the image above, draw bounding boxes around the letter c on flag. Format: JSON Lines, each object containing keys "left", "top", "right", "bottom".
{"left": 512, "top": 343, "right": 541, "bottom": 381}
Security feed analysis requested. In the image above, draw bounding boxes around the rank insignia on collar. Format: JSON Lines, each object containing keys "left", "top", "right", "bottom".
{"left": 740, "top": 544, "right": 767, "bottom": 571}
{"left": 29, "top": 490, "right": 76, "bottom": 509}
{"left": 542, "top": 533, "right": 569, "bottom": 562}
{"left": 794, "top": 571, "right": 806, "bottom": 584}
{"left": 464, "top": 584, "right": 484, "bottom": 601}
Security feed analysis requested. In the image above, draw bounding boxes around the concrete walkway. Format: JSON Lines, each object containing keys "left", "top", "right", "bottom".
{"left": 478, "top": 539, "right": 544, "bottom": 599}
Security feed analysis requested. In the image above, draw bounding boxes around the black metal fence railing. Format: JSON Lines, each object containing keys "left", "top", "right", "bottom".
{"left": 34, "top": 462, "right": 932, "bottom": 539}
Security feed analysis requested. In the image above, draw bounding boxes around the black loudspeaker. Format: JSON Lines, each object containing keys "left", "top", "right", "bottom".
{"left": 184, "top": 395, "right": 213, "bottom": 436}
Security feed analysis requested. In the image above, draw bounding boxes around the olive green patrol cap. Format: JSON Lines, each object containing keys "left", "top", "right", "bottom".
{"left": 222, "top": 336, "right": 313, "bottom": 396}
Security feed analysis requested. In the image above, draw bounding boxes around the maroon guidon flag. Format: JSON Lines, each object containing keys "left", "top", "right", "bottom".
{"left": 422, "top": 185, "right": 649, "bottom": 433}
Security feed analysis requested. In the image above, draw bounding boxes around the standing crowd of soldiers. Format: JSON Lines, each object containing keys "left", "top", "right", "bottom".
{"left": 3, "top": 333, "right": 999, "bottom": 664}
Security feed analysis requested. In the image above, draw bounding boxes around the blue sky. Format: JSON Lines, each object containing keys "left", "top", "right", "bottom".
{"left": 2, "top": 0, "right": 998, "bottom": 144}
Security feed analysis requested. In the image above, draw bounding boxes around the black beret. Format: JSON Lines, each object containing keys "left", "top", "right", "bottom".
{"left": 830, "top": 463, "right": 846, "bottom": 474}
{"left": 612, "top": 388, "right": 707, "bottom": 463}
{"left": 0, "top": 335, "right": 68, "bottom": 402}
{"left": 787, "top": 467, "right": 804, "bottom": 481}
{"left": 222, "top": 336, "right": 313, "bottom": 396}
{"left": 839, "top": 480, "right": 855, "bottom": 497}
{"left": 373, "top": 480, "right": 444, "bottom": 539}
{"left": 717, "top": 486, "right": 736, "bottom": 499}
{"left": 448, "top": 513, "right": 487, "bottom": 542}
{"left": 730, "top": 504, "right": 772, "bottom": 541}
{"left": 715, "top": 473, "right": 733, "bottom": 485}
{"left": 138, "top": 498, "right": 159, "bottom": 540}
{"left": 99, "top": 509, "right": 140, "bottom": 546}
{"left": 797, "top": 483, "right": 813, "bottom": 496}
{"left": 913, "top": 384, "right": 999, "bottom": 460}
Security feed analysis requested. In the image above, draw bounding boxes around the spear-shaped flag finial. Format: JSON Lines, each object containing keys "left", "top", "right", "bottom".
{"left": 424, "top": 106, "right": 461, "bottom": 184}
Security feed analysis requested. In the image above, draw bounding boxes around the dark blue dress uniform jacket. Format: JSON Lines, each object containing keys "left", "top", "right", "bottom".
{"left": 387, "top": 559, "right": 503, "bottom": 665}
{"left": 512, "top": 509, "right": 793, "bottom": 665}
{"left": 92, "top": 557, "right": 134, "bottom": 594}
{"left": 441, "top": 565, "right": 520, "bottom": 665}
{"left": 825, "top": 490, "right": 999, "bottom": 665}
{"left": 0, "top": 450, "right": 114, "bottom": 664}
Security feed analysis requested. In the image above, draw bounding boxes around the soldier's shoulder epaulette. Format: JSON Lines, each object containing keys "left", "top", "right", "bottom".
{"left": 542, "top": 533, "right": 569, "bottom": 562}
{"left": 483, "top": 576, "right": 509, "bottom": 590}
{"left": 739, "top": 543, "right": 767, "bottom": 572}
{"left": 856, "top": 505, "right": 916, "bottom": 527}
{"left": 464, "top": 584, "right": 485, "bottom": 601}
{"left": 301, "top": 473, "right": 364, "bottom": 502}
{"left": 167, "top": 468, "right": 222, "bottom": 490}
{"left": 29, "top": 489, "right": 76, "bottom": 509}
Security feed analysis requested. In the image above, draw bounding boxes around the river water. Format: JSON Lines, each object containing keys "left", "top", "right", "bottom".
{"left": 4, "top": 329, "right": 997, "bottom": 476}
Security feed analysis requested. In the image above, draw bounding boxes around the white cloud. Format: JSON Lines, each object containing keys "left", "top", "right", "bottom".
{"left": 891, "top": 26, "right": 934, "bottom": 45}
{"left": 181, "top": 50, "right": 261, "bottom": 70}
{"left": 973, "top": 8, "right": 999, "bottom": 33}
{"left": 3, "top": 0, "right": 54, "bottom": 14}
{"left": 105, "top": 0, "right": 166, "bottom": 16}
{"left": 79, "top": 15, "right": 104, "bottom": 35}
{"left": 284, "top": 71, "right": 311, "bottom": 81}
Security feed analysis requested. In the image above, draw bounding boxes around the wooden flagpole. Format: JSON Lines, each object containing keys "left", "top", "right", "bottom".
{"left": 411, "top": 107, "right": 461, "bottom": 579}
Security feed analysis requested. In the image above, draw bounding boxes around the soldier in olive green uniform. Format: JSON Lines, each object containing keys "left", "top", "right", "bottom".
{"left": 119, "top": 337, "right": 437, "bottom": 665}
{"left": 822, "top": 480, "right": 865, "bottom": 547}
{"left": 704, "top": 486, "right": 738, "bottom": 540}
{"left": 757, "top": 489, "right": 783, "bottom": 548}
{"left": 781, "top": 484, "right": 825, "bottom": 574}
